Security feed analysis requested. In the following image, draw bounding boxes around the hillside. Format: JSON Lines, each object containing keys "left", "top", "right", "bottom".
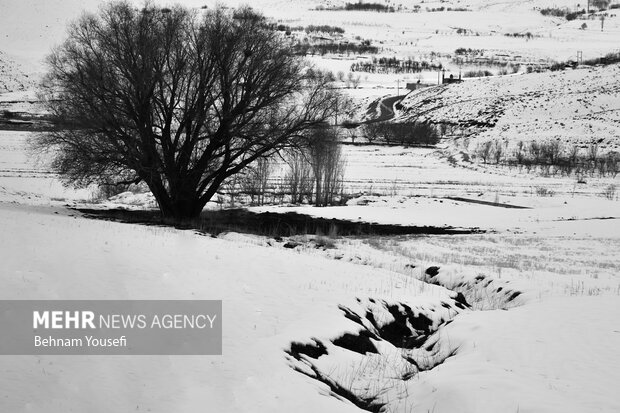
{"left": 2, "top": 0, "right": 620, "bottom": 73}
{"left": 397, "top": 64, "right": 620, "bottom": 151}
{"left": 0, "top": 51, "right": 33, "bottom": 93}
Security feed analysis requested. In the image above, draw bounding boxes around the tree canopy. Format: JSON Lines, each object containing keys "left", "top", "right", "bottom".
{"left": 37, "top": 2, "right": 339, "bottom": 220}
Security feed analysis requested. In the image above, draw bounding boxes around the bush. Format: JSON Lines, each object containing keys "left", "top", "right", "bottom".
{"left": 409, "top": 123, "right": 440, "bottom": 146}
{"left": 305, "top": 25, "right": 345, "bottom": 34}
{"left": 463, "top": 69, "right": 493, "bottom": 78}
{"left": 344, "top": 2, "right": 390, "bottom": 12}
{"left": 602, "top": 184, "right": 617, "bottom": 200}
{"left": 535, "top": 186, "right": 555, "bottom": 197}
{"left": 362, "top": 122, "right": 440, "bottom": 146}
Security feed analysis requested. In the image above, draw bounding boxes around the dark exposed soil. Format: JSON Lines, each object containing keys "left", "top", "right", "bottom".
{"left": 72, "top": 207, "right": 485, "bottom": 237}
{"left": 446, "top": 196, "right": 531, "bottom": 209}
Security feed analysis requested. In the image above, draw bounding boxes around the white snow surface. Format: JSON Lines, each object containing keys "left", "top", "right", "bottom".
{"left": 409, "top": 295, "right": 620, "bottom": 413}
{"left": 1, "top": 1, "right": 620, "bottom": 411}
{"left": 0, "top": 202, "right": 454, "bottom": 413}
{"left": 1, "top": 128, "right": 619, "bottom": 412}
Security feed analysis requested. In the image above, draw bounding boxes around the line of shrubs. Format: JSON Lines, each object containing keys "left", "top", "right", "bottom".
{"left": 539, "top": 7, "right": 587, "bottom": 20}
{"left": 462, "top": 69, "right": 494, "bottom": 78}
{"left": 351, "top": 57, "right": 442, "bottom": 74}
{"left": 472, "top": 139, "right": 620, "bottom": 178}
{"left": 362, "top": 122, "right": 441, "bottom": 146}
{"left": 550, "top": 52, "right": 620, "bottom": 71}
{"left": 293, "top": 42, "right": 379, "bottom": 56}
{"left": 315, "top": 2, "right": 395, "bottom": 12}
{"left": 426, "top": 7, "right": 470, "bottom": 12}
{"left": 270, "top": 23, "right": 345, "bottom": 35}
{"left": 344, "top": 2, "right": 391, "bottom": 12}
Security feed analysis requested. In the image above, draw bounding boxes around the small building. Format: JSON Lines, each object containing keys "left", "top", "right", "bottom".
{"left": 406, "top": 80, "right": 433, "bottom": 91}
{"left": 442, "top": 72, "right": 463, "bottom": 84}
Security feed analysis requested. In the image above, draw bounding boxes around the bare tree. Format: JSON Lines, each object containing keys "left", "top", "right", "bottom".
{"left": 304, "top": 124, "right": 346, "bottom": 206}
{"left": 35, "top": 2, "right": 339, "bottom": 221}
{"left": 241, "top": 157, "right": 271, "bottom": 206}
{"left": 363, "top": 122, "right": 382, "bottom": 144}
{"left": 477, "top": 141, "right": 493, "bottom": 164}
{"left": 284, "top": 149, "right": 313, "bottom": 204}
{"left": 493, "top": 140, "right": 504, "bottom": 164}
{"left": 514, "top": 141, "right": 525, "bottom": 165}
{"left": 592, "top": 0, "right": 610, "bottom": 10}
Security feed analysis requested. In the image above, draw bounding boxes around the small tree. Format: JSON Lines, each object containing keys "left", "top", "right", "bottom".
{"left": 493, "top": 140, "right": 504, "bottom": 164}
{"left": 240, "top": 157, "right": 271, "bottom": 206}
{"left": 477, "top": 141, "right": 493, "bottom": 164}
{"left": 304, "top": 124, "right": 346, "bottom": 206}
{"left": 411, "top": 122, "right": 439, "bottom": 146}
{"left": 284, "top": 149, "right": 313, "bottom": 204}
{"left": 514, "top": 141, "right": 525, "bottom": 164}
{"left": 592, "top": 0, "right": 610, "bottom": 10}
{"left": 363, "top": 122, "right": 383, "bottom": 144}
{"left": 35, "top": 2, "right": 339, "bottom": 222}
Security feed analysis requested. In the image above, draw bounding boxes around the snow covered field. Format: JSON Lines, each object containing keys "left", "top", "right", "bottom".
{"left": 1, "top": 0, "right": 620, "bottom": 412}
{"left": 1, "top": 124, "right": 619, "bottom": 412}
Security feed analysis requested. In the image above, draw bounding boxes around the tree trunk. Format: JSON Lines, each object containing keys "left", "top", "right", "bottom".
{"left": 150, "top": 183, "right": 206, "bottom": 223}
{"left": 167, "top": 199, "right": 204, "bottom": 223}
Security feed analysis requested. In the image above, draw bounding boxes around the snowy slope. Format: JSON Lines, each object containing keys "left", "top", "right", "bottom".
{"left": 407, "top": 295, "right": 620, "bottom": 413}
{"left": 2, "top": 0, "right": 620, "bottom": 72}
{"left": 2, "top": 126, "right": 619, "bottom": 412}
{"left": 398, "top": 64, "right": 620, "bottom": 150}
{"left": 0, "top": 202, "right": 460, "bottom": 413}
{"left": 0, "top": 51, "right": 33, "bottom": 93}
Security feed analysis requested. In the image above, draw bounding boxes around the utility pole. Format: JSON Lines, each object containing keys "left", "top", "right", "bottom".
{"left": 397, "top": 79, "right": 400, "bottom": 96}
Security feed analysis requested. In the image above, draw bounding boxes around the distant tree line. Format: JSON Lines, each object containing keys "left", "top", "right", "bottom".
{"left": 315, "top": 2, "right": 395, "bottom": 12}
{"left": 351, "top": 57, "right": 442, "bottom": 74}
{"left": 271, "top": 23, "right": 345, "bottom": 35}
{"left": 545, "top": 51, "right": 620, "bottom": 72}
{"left": 473, "top": 139, "right": 620, "bottom": 178}
{"left": 344, "top": 2, "right": 392, "bottom": 12}
{"left": 363, "top": 122, "right": 441, "bottom": 146}
{"left": 294, "top": 42, "right": 379, "bottom": 56}
{"left": 536, "top": 5, "right": 617, "bottom": 20}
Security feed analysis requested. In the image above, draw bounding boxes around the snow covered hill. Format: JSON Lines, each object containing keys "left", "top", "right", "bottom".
{"left": 0, "top": 51, "right": 33, "bottom": 93}
{"left": 398, "top": 64, "right": 620, "bottom": 151}
{"left": 2, "top": 0, "right": 620, "bottom": 73}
